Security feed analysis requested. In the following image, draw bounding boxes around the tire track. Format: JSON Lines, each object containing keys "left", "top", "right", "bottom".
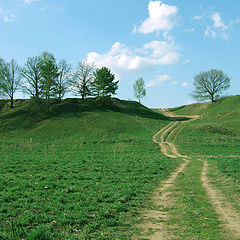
{"left": 136, "top": 108, "right": 240, "bottom": 239}
{"left": 135, "top": 110, "right": 194, "bottom": 239}
{"left": 201, "top": 160, "right": 240, "bottom": 239}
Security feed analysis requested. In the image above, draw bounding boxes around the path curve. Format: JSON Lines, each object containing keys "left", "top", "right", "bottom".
{"left": 135, "top": 109, "right": 197, "bottom": 239}
{"left": 136, "top": 108, "right": 240, "bottom": 239}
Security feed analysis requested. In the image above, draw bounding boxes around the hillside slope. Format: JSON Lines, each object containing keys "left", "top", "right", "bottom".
{"left": 0, "top": 98, "right": 179, "bottom": 240}
{"left": 170, "top": 95, "right": 240, "bottom": 201}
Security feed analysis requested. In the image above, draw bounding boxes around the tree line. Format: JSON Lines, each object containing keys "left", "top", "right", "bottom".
{"left": 0, "top": 51, "right": 231, "bottom": 109}
{"left": 0, "top": 52, "right": 118, "bottom": 108}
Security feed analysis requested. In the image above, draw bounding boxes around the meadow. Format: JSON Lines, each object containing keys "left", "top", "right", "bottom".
{"left": 170, "top": 95, "right": 240, "bottom": 180}
{"left": 170, "top": 95, "right": 240, "bottom": 217}
{"left": 0, "top": 98, "right": 179, "bottom": 239}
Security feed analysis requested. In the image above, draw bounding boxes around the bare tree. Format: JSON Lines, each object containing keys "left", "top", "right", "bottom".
{"left": 192, "top": 69, "right": 231, "bottom": 103}
{"left": 71, "top": 61, "right": 94, "bottom": 101}
{"left": 0, "top": 58, "right": 21, "bottom": 108}
{"left": 55, "top": 59, "right": 71, "bottom": 101}
{"left": 21, "top": 56, "right": 42, "bottom": 99}
{"left": 133, "top": 77, "right": 146, "bottom": 103}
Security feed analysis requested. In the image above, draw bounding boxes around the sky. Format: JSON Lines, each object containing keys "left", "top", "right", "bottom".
{"left": 0, "top": 0, "right": 240, "bottom": 108}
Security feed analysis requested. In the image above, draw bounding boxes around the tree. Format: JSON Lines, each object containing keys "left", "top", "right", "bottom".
{"left": 71, "top": 61, "right": 94, "bottom": 101}
{"left": 191, "top": 69, "right": 231, "bottom": 103}
{"left": 39, "top": 52, "right": 59, "bottom": 100}
{"left": 21, "top": 56, "right": 42, "bottom": 99}
{"left": 91, "top": 67, "right": 118, "bottom": 98}
{"left": 133, "top": 77, "right": 146, "bottom": 103}
{"left": 0, "top": 58, "right": 21, "bottom": 108}
{"left": 55, "top": 59, "right": 71, "bottom": 101}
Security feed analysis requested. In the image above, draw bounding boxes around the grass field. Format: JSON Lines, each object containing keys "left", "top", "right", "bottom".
{"left": 168, "top": 95, "right": 240, "bottom": 238}
{"left": 1, "top": 95, "right": 240, "bottom": 239}
{"left": 170, "top": 95, "right": 240, "bottom": 182}
{"left": 0, "top": 98, "right": 179, "bottom": 239}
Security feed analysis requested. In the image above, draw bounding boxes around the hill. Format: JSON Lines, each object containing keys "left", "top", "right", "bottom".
{"left": 0, "top": 98, "right": 179, "bottom": 240}
{"left": 170, "top": 95, "right": 240, "bottom": 192}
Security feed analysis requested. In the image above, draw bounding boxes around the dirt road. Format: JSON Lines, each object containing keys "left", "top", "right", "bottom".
{"left": 135, "top": 109, "right": 240, "bottom": 239}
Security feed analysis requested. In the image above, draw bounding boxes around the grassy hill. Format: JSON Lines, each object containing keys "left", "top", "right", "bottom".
{"left": 0, "top": 98, "right": 179, "bottom": 240}
{"left": 170, "top": 95, "right": 240, "bottom": 189}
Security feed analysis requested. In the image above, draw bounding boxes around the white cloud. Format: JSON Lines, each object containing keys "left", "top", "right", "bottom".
{"left": 25, "top": 0, "right": 39, "bottom": 3}
{"left": 134, "top": 1, "right": 178, "bottom": 34}
{"left": 2, "top": 14, "right": 17, "bottom": 23}
{"left": 171, "top": 81, "right": 178, "bottom": 85}
{"left": 183, "top": 59, "right": 190, "bottom": 64}
{"left": 204, "top": 26, "right": 216, "bottom": 38}
{"left": 182, "top": 82, "right": 189, "bottom": 87}
{"left": 221, "top": 32, "right": 229, "bottom": 41}
{"left": 212, "top": 12, "right": 227, "bottom": 30}
{"left": 184, "top": 28, "right": 195, "bottom": 32}
{"left": 199, "top": 11, "right": 236, "bottom": 40}
{"left": 162, "top": 31, "right": 174, "bottom": 41}
{"left": 193, "top": 9, "right": 237, "bottom": 41}
{"left": 86, "top": 40, "right": 181, "bottom": 79}
{"left": 192, "top": 15, "right": 203, "bottom": 20}
{"left": 146, "top": 74, "right": 171, "bottom": 87}
{"left": 230, "top": 17, "right": 240, "bottom": 25}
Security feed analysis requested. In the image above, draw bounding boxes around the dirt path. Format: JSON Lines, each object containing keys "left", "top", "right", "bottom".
{"left": 135, "top": 109, "right": 240, "bottom": 239}
{"left": 134, "top": 110, "right": 195, "bottom": 239}
{"left": 201, "top": 160, "right": 240, "bottom": 239}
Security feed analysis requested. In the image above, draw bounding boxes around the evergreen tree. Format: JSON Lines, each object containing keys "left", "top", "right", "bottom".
{"left": 91, "top": 67, "right": 118, "bottom": 98}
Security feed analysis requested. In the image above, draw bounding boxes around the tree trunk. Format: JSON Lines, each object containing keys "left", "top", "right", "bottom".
{"left": 35, "top": 84, "right": 39, "bottom": 99}
{"left": 10, "top": 96, "right": 14, "bottom": 109}
{"left": 211, "top": 94, "right": 215, "bottom": 103}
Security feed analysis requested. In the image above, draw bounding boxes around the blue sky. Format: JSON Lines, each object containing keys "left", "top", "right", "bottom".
{"left": 0, "top": 0, "right": 239, "bottom": 108}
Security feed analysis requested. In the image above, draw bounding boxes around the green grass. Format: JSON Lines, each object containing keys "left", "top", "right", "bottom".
{"left": 169, "top": 95, "right": 240, "bottom": 229}
{"left": 169, "top": 95, "right": 240, "bottom": 181}
{"left": 0, "top": 98, "right": 179, "bottom": 239}
{"left": 170, "top": 159, "right": 224, "bottom": 240}
{"left": 164, "top": 95, "right": 240, "bottom": 239}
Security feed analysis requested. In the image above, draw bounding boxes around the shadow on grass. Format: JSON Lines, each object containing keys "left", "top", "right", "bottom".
{"left": 0, "top": 97, "right": 172, "bottom": 132}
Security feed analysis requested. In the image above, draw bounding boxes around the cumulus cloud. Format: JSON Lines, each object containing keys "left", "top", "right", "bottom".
{"left": 86, "top": 40, "right": 180, "bottom": 79}
{"left": 134, "top": 1, "right": 178, "bottom": 34}
{"left": 146, "top": 74, "right": 171, "bottom": 87}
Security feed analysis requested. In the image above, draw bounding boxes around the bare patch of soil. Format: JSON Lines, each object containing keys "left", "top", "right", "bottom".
{"left": 201, "top": 161, "right": 240, "bottom": 239}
